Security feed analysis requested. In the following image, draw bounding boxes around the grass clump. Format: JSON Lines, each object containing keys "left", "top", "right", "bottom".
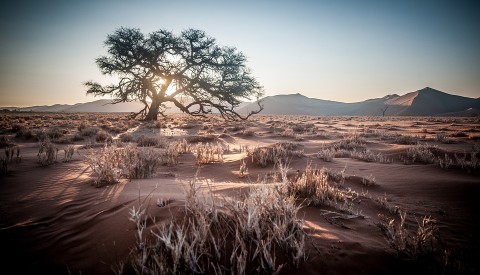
{"left": 350, "top": 149, "right": 391, "bottom": 163}
{"left": 85, "top": 143, "right": 175, "bottom": 186}
{"left": 316, "top": 145, "right": 335, "bottom": 162}
{"left": 95, "top": 129, "right": 113, "bottom": 143}
{"left": 194, "top": 143, "right": 224, "bottom": 165}
{"left": 403, "top": 143, "right": 437, "bottom": 164}
{"left": 334, "top": 132, "right": 366, "bottom": 150}
{"left": 62, "top": 145, "right": 75, "bottom": 162}
{"left": 1, "top": 146, "right": 21, "bottom": 175}
{"left": 454, "top": 150, "right": 479, "bottom": 172}
{"left": 377, "top": 211, "right": 439, "bottom": 263}
{"left": 126, "top": 176, "right": 306, "bottom": 274}
{"left": 248, "top": 142, "right": 304, "bottom": 167}
{"left": 393, "top": 135, "right": 419, "bottom": 145}
{"left": 37, "top": 140, "right": 58, "bottom": 166}
{"left": 286, "top": 162, "right": 346, "bottom": 206}
{"left": 79, "top": 126, "right": 100, "bottom": 137}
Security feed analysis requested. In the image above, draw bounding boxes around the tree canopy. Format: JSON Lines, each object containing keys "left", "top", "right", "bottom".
{"left": 85, "top": 27, "right": 264, "bottom": 120}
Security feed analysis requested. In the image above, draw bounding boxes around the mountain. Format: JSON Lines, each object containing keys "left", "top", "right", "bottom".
{"left": 7, "top": 99, "right": 251, "bottom": 114}
{"left": 239, "top": 87, "right": 480, "bottom": 116}
{"left": 239, "top": 93, "right": 349, "bottom": 116}
{"left": 4, "top": 87, "right": 479, "bottom": 116}
{"left": 384, "top": 87, "right": 480, "bottom": 116}
{"left": 11, "top": 99, "right": 145, "bottom": 113}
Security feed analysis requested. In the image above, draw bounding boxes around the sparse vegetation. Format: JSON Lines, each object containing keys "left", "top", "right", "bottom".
{"left": 85, "top": 143, "right": 181, "bottom": 186}
{"left": 403, "top": 143, "right": 437, "bottom": 164}
{"left": 194, "top": 143, "right": 224, "bottom": 165}
{"left": 37, "top": 140, "right": 58, "bottom": 166}
{"left": 127, "top": 175, "right": 305, "bottom": 274}
{"left": 248, "top": 142, "right": 304, "bottom": 167}
{"left": 377, "top": 211, "right": 439, "bottom": 264}
{"left": 350, "top": 149, "right": 391, "bottom": 163}
{"left": 1, "top": 112, "right": 479, "bottom": 274}
{"left": 286, "top": 163, "right": 347, "bottom": 206}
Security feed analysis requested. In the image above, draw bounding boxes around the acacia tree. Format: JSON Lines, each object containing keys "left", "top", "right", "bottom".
{"left": 85, "top": 27, "right": 264, "bottom": 121}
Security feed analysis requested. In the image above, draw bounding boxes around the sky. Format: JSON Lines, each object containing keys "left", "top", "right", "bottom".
{"left": 0, "top": 0, "right": 479, "bottom": 107}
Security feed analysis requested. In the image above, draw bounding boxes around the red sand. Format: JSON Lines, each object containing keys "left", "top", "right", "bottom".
{"left": 1, "top": 114, "right": 479, "bottom": 274}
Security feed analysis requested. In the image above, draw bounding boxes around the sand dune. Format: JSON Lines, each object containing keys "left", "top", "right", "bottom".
{"left": 240, "top": 87, "right": 480, "bottom": 116}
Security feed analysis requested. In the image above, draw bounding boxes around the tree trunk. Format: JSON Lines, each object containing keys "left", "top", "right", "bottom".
{"left": 144, "top": 99, "right": 161, "bottom": 121}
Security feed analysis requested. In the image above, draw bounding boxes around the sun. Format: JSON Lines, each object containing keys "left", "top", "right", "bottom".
{"left": 154, "top": 78, "right": 177, "bottom": 96}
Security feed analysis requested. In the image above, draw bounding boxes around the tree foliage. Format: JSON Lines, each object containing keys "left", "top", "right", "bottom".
{"left": 85, "top": 27, "right": 264, "bottom": 120}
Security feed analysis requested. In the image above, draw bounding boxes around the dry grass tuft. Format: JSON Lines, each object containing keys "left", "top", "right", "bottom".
{"left": 402, "top": 143, "right": 437, "bottom": 164}
{"left": 126, "top": 174, "right": 306, "bottom": 274}
{"left": 248, "top": 142, "right": 304, "bottom": 167}
{"left": 85, "top": 143, "right": 181, "bottom": 186}
{"left": 37, "top": 140, "right": 58, "bottom": 166}
{"left": 194, "top": 143, "right": 224, "bottom": 165}
{"left": 287, "top": 162, "right": 346, "bottom": 206}
{"left": 377, "top": 211, "right": 438, "bottom": 262}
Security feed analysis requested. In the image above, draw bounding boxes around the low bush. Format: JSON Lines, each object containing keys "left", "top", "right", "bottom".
{"left": 248, "top": 142, "right": 304, "bottom": 167}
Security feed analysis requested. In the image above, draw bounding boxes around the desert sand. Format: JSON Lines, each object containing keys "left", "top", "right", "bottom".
{"left": 0, "top": 112, "right": 479, "bottom": 274}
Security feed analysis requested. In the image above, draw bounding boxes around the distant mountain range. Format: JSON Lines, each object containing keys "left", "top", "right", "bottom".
{"left": 5, "top": 99, "right": 155, "bottom": 113}
{"left": 239, "top": 87, "right": 480, "bottom": 116}
{"left": 3, "top": 87, "right": 479, "bottom": 116}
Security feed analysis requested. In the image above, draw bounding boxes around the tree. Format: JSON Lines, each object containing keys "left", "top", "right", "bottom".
{"left": 380, "top": 105, "right": 389, "bottom": 117}
{"left": 85, "top": 27, "right": 264, "bottom": 121}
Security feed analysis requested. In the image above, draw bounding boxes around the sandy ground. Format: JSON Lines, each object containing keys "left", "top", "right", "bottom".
{"left": 0, "top": 113, "right": 479, "bottom": 274}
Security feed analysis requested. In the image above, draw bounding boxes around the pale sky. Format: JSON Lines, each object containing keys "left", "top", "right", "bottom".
{"left": 1, "top": 0, "right": 479, "bottom": 107}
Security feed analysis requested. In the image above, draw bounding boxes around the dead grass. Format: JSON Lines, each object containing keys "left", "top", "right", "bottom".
{"left": 126, "top": 174, "right": 306, "bottom": 274}
{"left": 248, "top": 142, "right": 304, "bottom": 167}
{"left": 84, "top": 143, "right": 182, "bottom": 186}
{"left": 402, "top": 143, "right": 437, "bottom": 164}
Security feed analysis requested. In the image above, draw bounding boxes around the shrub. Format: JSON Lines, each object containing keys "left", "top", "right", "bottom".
{"left": 316, "top": 146, "right": 335, "bottom": 162}
{"left": 1, "top": 146, "right": 21, "bottom": 175}
{"left": 136, "top": 135, "right": 160, "bottom": 147}
{"left": 438, "top": 153, "right": 453, "bottom": 169}
{"left": 119, "top": 133, "right": 134, "bottom": 142}
{"left": 194, "top": 143, "right": 224, "bottom": 165}
{"left": 377, "top": 211, "right": 437, "bottom": 262}
{"left": 80, "top": 126, "right": 100, "bottom": 137}
{"left": 334, "top": 132, "right": 366, "bottom": 150}
{"left": 62, "top": 145, "right": 75, "bottom": 162}
{"left": 15, "top": 127, "right": 34, "bottom": 140}
{"left": 85, "top": 144, "right": 179, "bottom": 186}
{"left": 186, "top": 134, "right": 216, "bottom": 143}
{"left": 454, "top": 151, "right": 479, "bottom": 172}
{"left": 350, "top": 149, "right": 391, "bottom": 163}
{"left": 37, "top": 140, "right": 58, "bottom": 166}
{"left": 85, "top": 144, "right": 122, "bottom": 185}
{"left": 393, "top": 135, "right": 418, "bottom": 145}
{"left": 95, "top": 129, "right": 112, "bottom": 143}
{"left": 46, "top": 127, "right": 64, "bottom": 140}
{"left": 403, "top": 144, "right": 437, "bottom": 164}
{"left": 286, "top": 163, "right": 345, "bottom": 206}
{"left": 361, "top": 174, "right": 377, "bottom": 186}
{"left": 121, "top": 146, "right": 165, "bottom": 179}
{"left": 248, "top": 142, "right": 304, "bottom": 167}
